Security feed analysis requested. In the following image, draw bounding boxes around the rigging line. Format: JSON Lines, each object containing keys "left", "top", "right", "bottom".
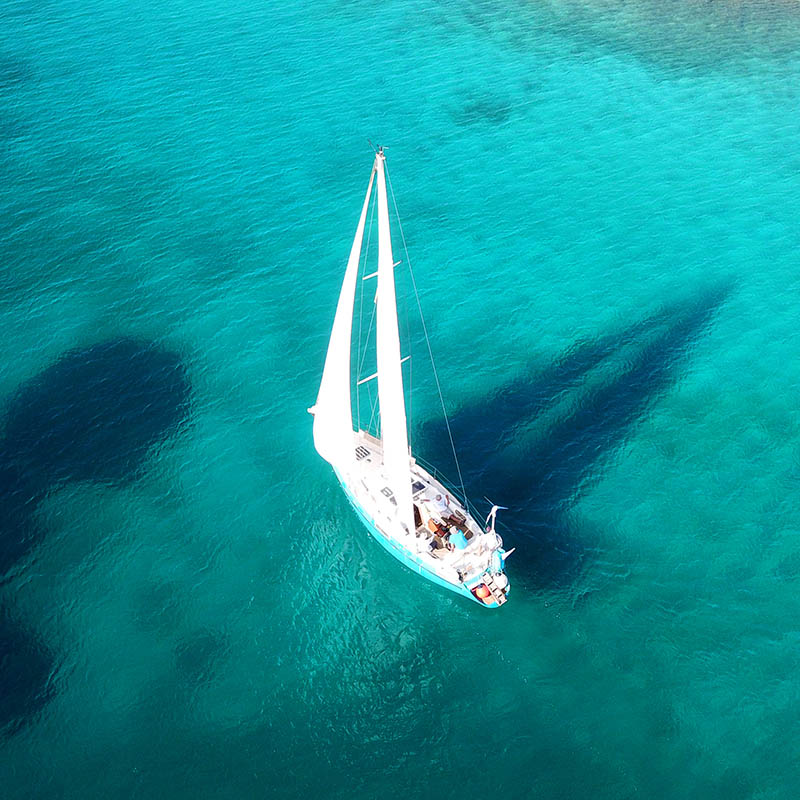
{"left": 402, "top": 235, "right": 413, "bottom": 441}
{"left": 357, "top": 176, "right": 378, "bottom": 429}
{"left": 384, "top": 160, "right": 467, "bottom": 501}
{"left": 408, "top": 347, "right": 412, "bottom": 447}
{"left": 368, "top": 376, "right": 380, "bottom": 438}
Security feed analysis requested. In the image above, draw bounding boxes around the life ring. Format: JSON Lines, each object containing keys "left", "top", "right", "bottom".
{"left": 474, "top": 584, "right": 491, "bottom": 600}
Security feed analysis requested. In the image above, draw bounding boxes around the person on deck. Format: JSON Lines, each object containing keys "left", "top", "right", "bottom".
{"left": 422, "top": 493, "right": 463, "bottom": 538}
{"left": 431, "top": 493, "right": 450, "bottom": 518}
{"left": 429, "top": 493, "right": 466, "bottom": 527}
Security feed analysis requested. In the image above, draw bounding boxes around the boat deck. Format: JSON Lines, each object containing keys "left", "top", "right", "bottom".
{"left": 345, "top": 429, "right": 500, "bottom": 586}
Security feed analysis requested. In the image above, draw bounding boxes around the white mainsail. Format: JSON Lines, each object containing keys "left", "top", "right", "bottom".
{"left": 374, "top": 152, "right": 415, "bottom": 534}
{"left": 311, "top": 166, "right": 376, "bottom": 471}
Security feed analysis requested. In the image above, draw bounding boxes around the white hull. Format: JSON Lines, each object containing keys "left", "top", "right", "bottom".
{"left": 311, "top": 149, "right": 511, "bottom": 608}
{"left": 337, "top": 431, "right": 509, "bottom": 606}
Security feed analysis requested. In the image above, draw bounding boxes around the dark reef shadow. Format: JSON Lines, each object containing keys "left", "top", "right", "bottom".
{"left": 0, "top": 616, "right": 54, "bottom": 736}
{"left": 2, "top": 338, "right": 190, "bottom": 490}
{"left": 453, "top": 93, "right": 514, "bottom": 127}
{"left": 0, "top": 337, "right": 191, "bottom": 733}
{"left": 175, "top": 629, "right": 229, "bottom": 687}
{"left": 417, "top": 283, "right": 731, "bottom": 591}
{"left": 0, "top": 54, "right": 31, "bottom": 92}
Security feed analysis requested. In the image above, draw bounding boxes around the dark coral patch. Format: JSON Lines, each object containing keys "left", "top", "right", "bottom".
{"left": 0, "top": 617, "right": 54, "bottom": 733}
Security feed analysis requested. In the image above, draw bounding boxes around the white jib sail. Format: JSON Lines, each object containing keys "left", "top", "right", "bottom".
{"left": 374, "top": 152, "right": 415, "bottom": 535}
{"left": 312, "top": 165, "right": 376, "bottom": 471}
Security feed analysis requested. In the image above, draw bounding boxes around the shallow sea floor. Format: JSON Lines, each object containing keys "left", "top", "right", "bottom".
{"left": 2, "top": 0, "right": 800, "bottom": 797}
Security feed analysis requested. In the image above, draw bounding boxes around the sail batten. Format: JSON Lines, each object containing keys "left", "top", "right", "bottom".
{"left": 374, "top": 152, "right": 415, "bottom": 534}
{"left": 312, "top": 167, "right": 376, "bottom": 471}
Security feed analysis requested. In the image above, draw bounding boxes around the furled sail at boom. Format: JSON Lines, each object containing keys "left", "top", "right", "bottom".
{"left": 374, "top": 152, "right": 415, "bottom": 534}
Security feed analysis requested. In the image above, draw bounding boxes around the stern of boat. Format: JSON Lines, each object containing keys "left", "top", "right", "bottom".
{"left": 467, "top": 569, "right": 510, "bottom": 608}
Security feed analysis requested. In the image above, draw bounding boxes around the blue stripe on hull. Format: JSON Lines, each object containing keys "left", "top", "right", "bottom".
{"left": 332, "top": 469, "right": 499, "bottom": 608}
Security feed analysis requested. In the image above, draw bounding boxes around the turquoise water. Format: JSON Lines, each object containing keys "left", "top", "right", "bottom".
{"left": 2, "top": 0, "right": 800, "bottom": 796}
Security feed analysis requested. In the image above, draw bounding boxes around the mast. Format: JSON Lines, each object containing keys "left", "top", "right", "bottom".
{"left": 374, "top": 150, "right": 415, "bottom": 535}
{"left": 311, "top": 165, "right": 376, "bottom": 472}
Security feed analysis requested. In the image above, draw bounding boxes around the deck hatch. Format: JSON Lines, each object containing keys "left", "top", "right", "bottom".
{"left": 381, "top": 486, "right": 397, "bottom": 505}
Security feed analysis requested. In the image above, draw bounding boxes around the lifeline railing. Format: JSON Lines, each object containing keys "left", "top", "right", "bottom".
{"left": 412, "top": 453, "right": 483, "bottom": 525}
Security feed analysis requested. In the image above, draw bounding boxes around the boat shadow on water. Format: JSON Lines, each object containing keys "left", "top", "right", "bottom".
{"left": 418, "top": 283, "right": 732, "bottom": 594}
{"left": 0, "top": 337, "right": 191, "bottom": 735}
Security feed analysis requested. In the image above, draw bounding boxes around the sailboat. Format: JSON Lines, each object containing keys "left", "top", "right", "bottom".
{"left": 308, "top": 148, "right": 510, "bottom": 607}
